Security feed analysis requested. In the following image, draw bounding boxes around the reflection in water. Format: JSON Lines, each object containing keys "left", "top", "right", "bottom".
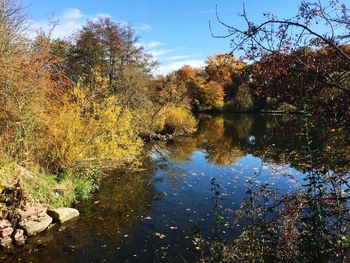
{"left": 193, "top": 114, "right": 350, "bottom": 262}
{"left": 1, "top": 114, "right": 350, "bottom": 262}
{"left": 217, "top": 167, "right": 350, "bottom": 262}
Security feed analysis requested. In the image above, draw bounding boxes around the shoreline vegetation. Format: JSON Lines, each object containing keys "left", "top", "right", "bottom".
{"left": 0, "top": 0, "right": 349, "bottom": 255}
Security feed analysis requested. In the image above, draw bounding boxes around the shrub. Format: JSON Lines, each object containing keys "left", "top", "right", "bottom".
{"left": 162, "top": 108, "right": 198, "bottom": 134}
{"left": 73, "top": 171, "right": 99, "bottom": 200}
{"left": 45, "top": 84, "right": 143, "bottom": 171}
{"left": 278, "top": 103, "right": 298, "bottom": 113}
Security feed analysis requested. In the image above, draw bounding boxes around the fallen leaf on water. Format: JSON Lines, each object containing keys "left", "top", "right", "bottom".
{"left": 155, "top": 232, "right": 166, "bottom": 239}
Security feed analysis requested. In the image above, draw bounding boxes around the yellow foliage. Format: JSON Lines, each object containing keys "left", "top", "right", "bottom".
{"left": 205, "top": 52, "right": 246, "bottom": 85}
{"left": 161, "top": 108, "right": 198, "bottom": 135}
{"left": 46, "top": 85, "right": 143, "bottom": 170}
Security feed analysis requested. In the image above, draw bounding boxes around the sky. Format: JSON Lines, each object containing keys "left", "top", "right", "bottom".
{"left": 24, "top": 0, "right": 307, "bottom": 75}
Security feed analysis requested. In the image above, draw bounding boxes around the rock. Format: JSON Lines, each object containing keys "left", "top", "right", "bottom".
{"left": 37, "top": 211, "right": 47, "bottom": 218}
{"left": 13, "top": 229, "right": 25, "bottom": 246}
{"left": 47, "top": 223, "right": 57, "bottom": 230}
{"left": 0, "top": 236, "right": 12, "bottom": 248}
{"left": 18, "top": 206, "right": 47, "bottom": 219}
{"left": 47, "top": 208, "right": 79, "bottom": 223}
{"left": 0, "top": 227, "right": 13, "bottom": 238}
{"left": 0, "top": 220, "right": 11, "bottom": 229}
{"left": 19, "top": 213, "right": 52, "bottom": 236}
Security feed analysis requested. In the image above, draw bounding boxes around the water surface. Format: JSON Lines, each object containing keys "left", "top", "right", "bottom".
{"left": 2, "top": 114, "right": 350, "bottom": 262}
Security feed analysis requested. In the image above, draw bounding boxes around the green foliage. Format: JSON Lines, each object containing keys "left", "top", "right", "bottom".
{"left": 0, "top": 0, "right": 199, "bottom": 213}
{"left": 28, "top": 169, "right": 99, "bottom": 208}
{"left": 225, "top": 84, "right": 253, "bottom": 112}
{"left": 73, "top": 171, "right": 99, "bottom": 200}
{"left": 67, "top": 17, "right": 156, "bottom": 90}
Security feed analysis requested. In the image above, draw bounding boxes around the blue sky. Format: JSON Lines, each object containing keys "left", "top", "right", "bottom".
{"left": 25, "top": 0, "right": 306, "bottom": 75}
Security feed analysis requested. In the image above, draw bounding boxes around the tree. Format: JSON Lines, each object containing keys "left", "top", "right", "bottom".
{"left": 187, "top": 78, "right": 224, "bottom": 111}
{"left": 68, "top": 17, "right": 156, "bottom": 94}
{"left": 212, "top": 0, "right": 350, "bottom": 120}
{"left": 0, "top": 1, "right": 55, "bottom": 164}
{"left": 211, "top": 0, "right": 350, "bottom": 62}
{"left": 205, "top": 52, "right": 245, "bottom": 86}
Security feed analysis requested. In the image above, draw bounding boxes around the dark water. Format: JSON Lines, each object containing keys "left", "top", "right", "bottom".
{"left": 2, "top": 114, "right": 350, "bottom": 262}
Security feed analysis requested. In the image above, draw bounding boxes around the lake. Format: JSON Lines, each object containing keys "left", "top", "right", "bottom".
{"left": 2, "top": 113, "right": 350, "bottom": 262}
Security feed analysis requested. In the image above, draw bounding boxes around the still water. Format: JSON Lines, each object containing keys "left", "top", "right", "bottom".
{"left": 2, "top": 114, "right": 350, "bottom": 262}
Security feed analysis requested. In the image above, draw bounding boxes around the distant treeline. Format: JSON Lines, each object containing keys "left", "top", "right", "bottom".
{"left": 164, "top": 46, "right": 350, "bottom": 122}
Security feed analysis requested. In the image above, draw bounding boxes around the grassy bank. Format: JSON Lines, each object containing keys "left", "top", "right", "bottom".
{"left": 0, "top": 163, "right": 99, "bottom": 212}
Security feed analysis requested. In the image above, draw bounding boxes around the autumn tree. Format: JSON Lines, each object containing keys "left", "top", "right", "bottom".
{"left": 212, "top": 0, "right": 350, "bottom": 119}
{"left": 186, "top": 72, "right": 224, "bottom": 111}
{"left": 205, "top": 53, "right": 245, "bottom": 84}
{"left": 0, "top": 1, "right": 55, "bottom": 164}
{"left": 67, "top": 17, "right": 156, "bottom": 95}
{"left": 205, "top": 53, "right": 246, "bottom": 104}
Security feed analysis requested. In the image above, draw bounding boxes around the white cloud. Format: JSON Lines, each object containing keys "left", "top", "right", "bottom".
{"left": 61, "top": 8, "right": 84, "bottom": 20}
{"left": 28, "top": 19, "right": 82, "bottom": 39}
{"left": 28, "top": 9, "right": 89, "bottom": 39}
{"left": 164, "top": 55, "right": 192, "bottom": 61}
{"left": 148, "top": 49, "right": 174, "bottom": 58}
{"left": 27, "top": 9, "right": 151, "bottom": 39}
{"left": 145, "top": 41, "right": 164, "bottom": 49}
{"left": 141, "top": 42, "right": 203, "bottom": 75}
{"left": 135, "top": 41, "right": 165, "bottom": 49}
{"left": 155, "top": 59, "right": 205, "bottom": 76}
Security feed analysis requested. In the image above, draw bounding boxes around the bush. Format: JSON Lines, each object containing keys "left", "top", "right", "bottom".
{"left": 278, "top": 103, "right": 298, "bottom": 113}
{"left": 74, "top": 171, "right": 99, "bottom": 200}
{"left": 161, "top": 108, "right": 198, "bottom": 134}
{"left": 46, "top": 84, "right": 143, "bottom": 171}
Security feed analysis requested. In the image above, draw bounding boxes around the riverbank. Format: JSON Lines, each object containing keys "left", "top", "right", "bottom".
{"left": 0, "top": 163, "right": 98, "bottom": 250}
{"left": 0, "top": 128, "right": 193, "bottom": 250}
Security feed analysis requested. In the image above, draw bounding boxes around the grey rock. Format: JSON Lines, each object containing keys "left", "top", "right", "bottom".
{"left": 18, "top": 206, "right": 47, "bottom": 219}
{"left": 19, "top": 213, "right": 52, "bottom": 236}
{"left": 0, "top": 227, "right": 13, "bottom": 238}
{"left": 13, "top": 229, "right": 25, "bottom": 246}
{"left": 47, "top": 208, "right": 79, "bottom": 223}
{"left": 0, "top": 220, "right": 11, "bottom": 229}
{"left": 0, "top": 236, "right": 12, "bottom": 247}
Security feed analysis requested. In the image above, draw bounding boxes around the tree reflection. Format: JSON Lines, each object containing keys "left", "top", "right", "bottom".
{"left": 193, "top": 115, "right": 350, "bottom": 262}
{"left": 221, "top": 167, "right": 350, "bottom": 262}
{"left": 155, "top": 113, "right": 350, "bottom": 173}
{"left": 6, "top": 155, "right": 159, "bottom": 263}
